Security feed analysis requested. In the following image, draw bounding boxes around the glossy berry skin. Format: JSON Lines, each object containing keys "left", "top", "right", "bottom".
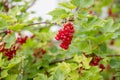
{"left": 4, "top": 48, "right": 16, "bottom": 60}
{"left": 90, "top": 56, "right": 103, "bottom": 66}
{"left": 99, "top": 64, "right": 105, "bottom": 71}
{"left": 55, "top": 22, "right": 75, "bottom": 50}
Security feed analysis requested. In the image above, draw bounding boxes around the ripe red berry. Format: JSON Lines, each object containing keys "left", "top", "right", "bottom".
{"left": 90, "top": 56, "right": 103, "bottom": 66}
{"left": 99, "top": 64, "right": 105, "bottom": 71}
{"left": 4, "top": 47, "right": 17, "bottom": 60}
{"left": 55, "top": 22, "right": 75, "bottom": 50}
{"left": 16, "top": 36, "right": 28, "bottom": 44}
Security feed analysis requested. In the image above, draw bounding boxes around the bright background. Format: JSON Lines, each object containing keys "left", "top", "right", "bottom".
{"left": 28, "top": 0, "right": 59, "bottom": 20}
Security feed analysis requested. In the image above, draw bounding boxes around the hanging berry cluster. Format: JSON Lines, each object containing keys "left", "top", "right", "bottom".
{"left": 89, "top": 55, "right": 105, "bottom": 71}
{"left": 55, "top": 22, "right": 75, "bottom": 50}
{"left": 0, "top": 31, "right": 30, "bottom": 60}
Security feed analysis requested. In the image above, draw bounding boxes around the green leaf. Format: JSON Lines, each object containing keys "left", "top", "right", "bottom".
{"left": 82, "top": 16, "right": 104, "bottom": 31}
{"left": 13, "top": 0, "right": 21, "bottom": 2}
{"left": 102, "top": 19, "right": 113, "bottom": 32}
{"left": 4, "top": 33, "right": 16, "bottom": 48}
{"left": 75, "top": 41, "right": 92, "bottom": 54}
{"left": 33, "top": 74, "right": 48, "bottom": 80}
{"left": 0, "top": 70, "right": 8, "bottom": 79}
{"left": 48, "top": 8, "right": 68, "bottom": 20}
{"left": 59, "top": 2, "right": 75, "bottom": 9}
{"left": 0, "top": 53, "right": 3, "bottom": 67}
{"left": 9, "top": 23, "right": 26, "bottom": 31}
{"left": 4, "top": 74, "right": 18, "bottom": 80}
{"left": 71, "top": 0, "right": 94, "bottom": 8}
{"left": 80, "top": 67, "right": 102, "bottom": 80}
{"left": 82, "top": 55, "right": 92, "bottom": 69}
{"left": 53, "top": 69, "right": 65, "bottom": 80}
{"left": 4, "top": 57, "right": 23, "bottom": 69}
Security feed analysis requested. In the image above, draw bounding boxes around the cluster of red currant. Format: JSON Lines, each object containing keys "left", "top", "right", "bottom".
{"left": 16, "top": 33, "right": 28, "bottom": 45}
{"left": 4, "top": 44, "right": 18, "bottom": 60}
{"left": 55, "top": 22, "right": 75, "bottom": 50}
{"left": 0, "top": 30, "right": 29, "bottom": 60}
{"left": 90, "top": 55, "right": 105, "bottom": 71}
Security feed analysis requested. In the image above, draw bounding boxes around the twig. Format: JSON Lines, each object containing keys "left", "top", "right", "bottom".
{"left": 49, "top": 57, "right": 73, "bottom": 65}
{"left": 26, "top": 0, "right": 37, "bottom": 10}
{"left": 107, "top": 54, "right": 120, "bottom": 57}
{"left": 27, "top": 22, "right": 51, "bottom": 26}
{"left": 26, "top": 22, "right": 60, "bottom": 26}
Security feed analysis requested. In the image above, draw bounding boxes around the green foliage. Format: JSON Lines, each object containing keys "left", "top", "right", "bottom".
{"left": 71, "top": 0, "right": 94, "bottom": 8}
{"left": 48, "top": 8, "right": 69, "bottom": 21}
{"left": 0, "top": 0, "right": 120, "bottom": 80}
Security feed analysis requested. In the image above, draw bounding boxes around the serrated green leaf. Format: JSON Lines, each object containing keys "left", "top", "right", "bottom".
{"left": 0, "top": 70, "right": 8, "bottom": 79}
{"left": 4, "top": 57, "right": 23, "bottom": 69}
{"left": 71, "top": 0, "right": 94, "bottom": 8}
{"left": 59, "top": 2, "right": 75, "bottom": 9}
{"left": 82, "top": 55, "right": 92, "bottom": 69}
{"left": 48, "top": 8, "right": 68, "bottom": 20}
{"left": 53, "top": 69, "right": 65, "bottom": 80}
{"left": 102, "top": 19, "right": 115, "bottom": 32}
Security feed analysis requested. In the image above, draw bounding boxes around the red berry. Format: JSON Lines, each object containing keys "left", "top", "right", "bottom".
{"left": 99, "top": 64, "right": 105, "bottom": 71}
{"left": 60, "top": 43, "right": 69, "bottom": 50}
{"left": 4, "top": 48, "right": 17, "bottom": 60}
{"left": 90, "top": 55, "right": 103, "bottom": 66}
{"left": 55, "top": 22, "right": 75, "bottom": 50}
{"left": 16, "top": 36, "right": 28, "bottom": 44}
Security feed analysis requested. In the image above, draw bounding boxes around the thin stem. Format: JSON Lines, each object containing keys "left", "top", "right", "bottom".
{"left": 49, "top": 57, "right": 73, "bottom": 65}
{"left": 26, "top": 0, "right": 37, "bottom": 10}
{"left": 26, "top": 22, "right": 60, "bottom": 26}
{"left": 106, "top": 54, "right": 120, "bottom": 57}
{"left": 27, "top": 22, "right": 51, "bottom": 26}
{"left": 49, "top": 54, "right": 120, "bottom": 65}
